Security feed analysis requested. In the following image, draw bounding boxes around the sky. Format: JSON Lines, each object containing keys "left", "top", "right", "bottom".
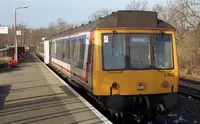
{"left": 0, "top": 0, "right": 169, "bottom": 29}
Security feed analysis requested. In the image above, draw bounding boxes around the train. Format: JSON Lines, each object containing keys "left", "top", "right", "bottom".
{"left": 36, "top": 10, "right": 181, "bottom": 123}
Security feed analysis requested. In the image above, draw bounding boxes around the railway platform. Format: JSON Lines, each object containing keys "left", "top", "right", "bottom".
{"left": 0, "top": 53, "right": 111, "bottom": 124}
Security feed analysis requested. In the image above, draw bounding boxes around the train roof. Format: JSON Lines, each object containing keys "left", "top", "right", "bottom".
{"left": 45, "top": 10, "right": 175, "bottom": 40}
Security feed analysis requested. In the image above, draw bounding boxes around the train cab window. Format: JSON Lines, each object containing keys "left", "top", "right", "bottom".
{"left": 129, "top": 35, "right": 151, "bottom": 69}
{"left": 102, "top": 34, "right": 126, "bottom": 70}
{"left": 154, "top": 34, "right": 173, "bottom": 69}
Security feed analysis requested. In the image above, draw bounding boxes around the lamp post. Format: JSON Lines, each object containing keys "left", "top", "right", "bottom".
{"left": 14, "top": 4, "right": 28, "bottom": 62}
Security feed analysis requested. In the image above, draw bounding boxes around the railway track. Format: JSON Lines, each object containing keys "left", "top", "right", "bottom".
{"left": 179, "top": 79, "right": 200, "bottom": 100}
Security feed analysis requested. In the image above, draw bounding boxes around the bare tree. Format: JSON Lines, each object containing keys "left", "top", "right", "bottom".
{"left": 152, "top": 0, "right": 200, "bottom": 76}
{"left": 88, "top": 8, "right": 112, "bottom": 21}
{"left": 126, "top": 0, "right": 149, "bottom": 10}
{"left": 180, "top": 0, "right": 200, "bottom": 31}
{"left": 152, "top": 1, "right": 189, "bottom": 43}
{"left": 56, "top": 18, "right": 73, "bottom": 33}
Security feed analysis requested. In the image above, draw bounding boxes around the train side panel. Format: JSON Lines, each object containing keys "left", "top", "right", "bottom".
{"left": 50, "top": 31, "right": 94, "bottom": 92}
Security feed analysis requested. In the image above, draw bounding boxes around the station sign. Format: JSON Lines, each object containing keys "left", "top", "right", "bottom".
{"left": 0, "top": 27, "right": 8, "bottom": 34}
{"left": 16, "top": 30, "right": 21, "bottom": 36}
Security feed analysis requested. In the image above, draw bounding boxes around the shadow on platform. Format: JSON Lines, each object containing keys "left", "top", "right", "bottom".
{"left": 0, "top": 85, "right": 12, "bottom": 110}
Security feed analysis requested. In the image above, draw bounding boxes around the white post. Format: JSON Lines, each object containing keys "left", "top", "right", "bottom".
{"left": 44, "top": 40, "right": 49, "bottom": 64}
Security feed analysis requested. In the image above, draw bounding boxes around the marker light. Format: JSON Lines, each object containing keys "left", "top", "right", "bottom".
{"left": 112, "top": 82, "right": 119, "bottom": 89}
{"left": 162, "top": 81, "right": 169, "bottom": 88}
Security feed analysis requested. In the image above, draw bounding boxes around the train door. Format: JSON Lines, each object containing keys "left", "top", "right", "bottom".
{"left": 49, "top": 40, "right": 52, "bottom": 63}
{"left": 88, "top": 30, "right": 94, "bottom": 91}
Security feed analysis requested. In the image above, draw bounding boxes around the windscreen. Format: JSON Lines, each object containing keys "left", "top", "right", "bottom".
{"left": 129, "top": 34, "right": 151, "bottom": 69}
{"left": 102, "top": 33, "right": 174, "bottom": 70}
{"left": 154, "top": 34, "right": 173, "bottom": 69}
{"left": 102, "top": 34, "right": 125, "bottom": 70}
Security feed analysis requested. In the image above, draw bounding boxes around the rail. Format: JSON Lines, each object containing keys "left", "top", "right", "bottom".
{"left": 179, "top": 78, "right": 200, "bottom": 100}
{"left": 179, "top": 75, "right": 200, "bottom": 84}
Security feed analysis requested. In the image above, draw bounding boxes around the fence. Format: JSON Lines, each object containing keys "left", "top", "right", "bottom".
{"left": 0, "top": 46, "right": 25, "bottom": 58}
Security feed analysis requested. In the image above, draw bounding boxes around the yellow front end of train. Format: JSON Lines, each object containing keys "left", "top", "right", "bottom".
{"left": 92, "top": 28, "right": 179, "bottom": 96}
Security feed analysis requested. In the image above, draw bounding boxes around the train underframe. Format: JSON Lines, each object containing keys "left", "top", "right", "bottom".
{"left": 102, "top": 92, "right": 181, "bottom": 123}
{"left": 75, "top": 82, "right": 181, "bottom": 124}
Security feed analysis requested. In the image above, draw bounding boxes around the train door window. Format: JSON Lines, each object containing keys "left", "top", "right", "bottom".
{"left": 70, "top": 39, "right": 76, "bottom": 60}
{"left": 56, "top": 41, "right": 59, "bottom": 57}
{"left": 74, "top": 41, "right": 79, "bottom": 61}
{"left": 60, "top": 41, "right": 62, "bottom": 57}
{"left": 70, "top": 40, "right": 73, "bottom": 59}
{"left": 77, "top": 40, "right": 81, "bottom": 61}
{"left": 62, "top": 40, "right": 65, "bottom": 58}
{"left": 129, "top": 34, "right": 151, "bottom": 69}
{"left": 58, "top": 41, "right": 60, "bottom": 57}
{"left": 78, "top": 39, "right": 85, "bottom": 68}
{"left": 56, "top": 41, "right": 58, "bottom": 57}
{"left": 52, "top": 42, "right": 55, "bottom": 56}
{"left": 53, "top": 42, "right": 55, "bottom": 56}
{"left": 59, "top": 41, "right": 62, "bottom": 57}
{"left": 66, "top": 40, "right": 70, "bottom": 58}
{"left": 154, "top": 34, "right": 173, "bottom": 69}
{"left": 60, "top": 40, "right": 63, "bottom": 57}
{"left": 102, "top": 34, "right": 126, "bottom": 70}
{"left": 54, "top": 42, "right": 56, "bottom": 56}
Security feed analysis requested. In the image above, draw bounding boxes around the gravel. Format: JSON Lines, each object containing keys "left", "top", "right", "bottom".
{"left": 154, "top": 95, "right": 200, "bottom": 124}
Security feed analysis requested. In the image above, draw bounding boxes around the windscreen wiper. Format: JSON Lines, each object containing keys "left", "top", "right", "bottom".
{"left": 112, "top": 31, "right": 117, "bottom": 56}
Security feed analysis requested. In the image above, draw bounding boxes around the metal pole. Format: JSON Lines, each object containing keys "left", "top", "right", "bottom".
{"left": 20, "top": 25, "right": 22, "bottom": 47}
{"left": 22, "top": 29, "right": 24, "bottom": 47}
{"left": 22, "top": 28, "right": 24, "bottom": 53}
{"left": 14, "top": 8, "right": 18, "bottom": 62}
